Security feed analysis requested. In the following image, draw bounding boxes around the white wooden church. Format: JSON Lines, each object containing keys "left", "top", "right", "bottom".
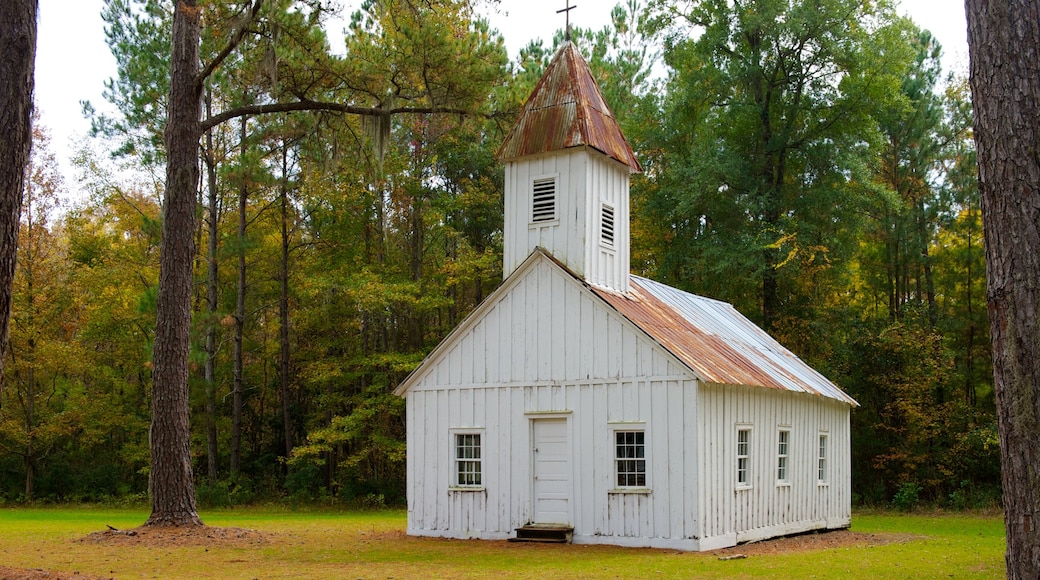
{"left": 393, "top": 41, "right": 858, "bottom": 551}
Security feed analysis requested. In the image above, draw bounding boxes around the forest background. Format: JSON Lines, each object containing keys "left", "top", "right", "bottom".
{"left": 0, "top": 0, "right": 993, "bottom": 511}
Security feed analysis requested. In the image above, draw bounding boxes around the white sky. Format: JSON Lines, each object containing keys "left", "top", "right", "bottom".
{"left": 36, "top": 0, "right": 968, "bottom": 198}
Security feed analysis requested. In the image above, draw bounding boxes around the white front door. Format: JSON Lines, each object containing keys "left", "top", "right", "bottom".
{"left": 532, "top": 418, "right": 571, "bottom": 524}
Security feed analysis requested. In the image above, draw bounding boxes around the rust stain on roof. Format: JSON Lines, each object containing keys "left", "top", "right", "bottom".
{"left": 497, "top": 42, "right": 643, "bottom": 173}
{"left": 590, "top": 274, "right": 857, "bottom": 406}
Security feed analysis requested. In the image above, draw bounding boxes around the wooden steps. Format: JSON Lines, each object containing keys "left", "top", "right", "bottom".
{"left": 509, "top": 524, "right": 574, "bottom": 543}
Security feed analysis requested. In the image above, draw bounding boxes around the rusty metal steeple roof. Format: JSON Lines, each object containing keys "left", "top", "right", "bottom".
{"left": 497, "top": 42, "right": 643, "bottom": 172}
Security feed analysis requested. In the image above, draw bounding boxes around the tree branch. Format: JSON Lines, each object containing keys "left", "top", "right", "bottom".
{"left": 196, "top": 0, "right": 267, "bottom": 87}
{"left": 200, "top": 99, "right": 493, "bottom": 132}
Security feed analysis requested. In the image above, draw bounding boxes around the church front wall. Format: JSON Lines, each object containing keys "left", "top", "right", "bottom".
{"left": 403, "top": 378, "right": 703, "bottom": 547}
{"left": 403, "top": 258, "right": 704, "bottom": 546}
{"left": 697, "top": 383, "right": 852, "bottom": 548}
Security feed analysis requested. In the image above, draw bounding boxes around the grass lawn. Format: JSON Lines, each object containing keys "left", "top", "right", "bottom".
{"left": 0, "top": 507, "right": 1005, "bottom": 579}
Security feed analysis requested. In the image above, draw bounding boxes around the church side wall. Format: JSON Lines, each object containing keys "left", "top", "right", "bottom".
{"left": 697, "top": 383, "right": 852, "bottom": 549}
{"left": 404, "top": 260, "right": 702, "bottom": 547}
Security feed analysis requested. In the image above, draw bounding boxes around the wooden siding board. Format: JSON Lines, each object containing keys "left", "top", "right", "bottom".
{"left": 618, "top": 381, "right": 630, "bottom": 422}
{"left": 611, "top": 318, "right": 623, "bottom": 378}
{"left": 593, "top": 307, "right": 606, "bottom": 381}
{"left": 421, "top": 391, "right": 436, "bottom": 529}
{"left": 436, "top": 390, "right": 449, "bottom": 529}
{"left": 471, "top": 320, "right": 483, "bottom": 385}
{"left": 500, "top": 293, "right": 512, "bottom": 383}
{"left": 552, "top": 270, "right": 565, "bottom": 379}
{"left": 512, "top": 387, "right": 527, "bottom": 526}
{"left": 514, "top": 274, "right": 528, "bottom": 383}
{"left": 688, "top": 379, "right": 698, "bottom": 538}
{"left": 580, "top": 293, "right": 593, "bottom": 375}
{"left": 564, "top": 280, "right": 579, "bottom": 379}
{"left": 406, "top": 392, "right": 418, "bottom": 526}
{"left": 581, "top": 384, "right": 596, "bottom": 532}
{"left": 593, "top": 382, "right": 608, "bottom": 534}
{"left": 496, "top": 387, "right": 510, "bottom": 529}
{"left": 651, "top": 381, "right": 669, "bottom": 537}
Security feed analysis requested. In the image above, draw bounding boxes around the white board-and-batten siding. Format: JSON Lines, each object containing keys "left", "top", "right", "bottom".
{"left": 502, "top": 148, "right": 631, "bottom": 293}
{"left": 402, "top": 255, "right": 702, "bottom": 549}
{"left": 696, "top": 383, "right": 852, "bottom": 550}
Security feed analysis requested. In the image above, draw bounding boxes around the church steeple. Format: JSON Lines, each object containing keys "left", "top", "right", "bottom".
{"left": 498, "top": 42, "right": 640, "bottom": 293}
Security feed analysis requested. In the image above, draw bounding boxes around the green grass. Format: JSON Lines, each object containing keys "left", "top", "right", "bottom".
{"left": 0, "top": 507, "right": 1006, "bottom": 579}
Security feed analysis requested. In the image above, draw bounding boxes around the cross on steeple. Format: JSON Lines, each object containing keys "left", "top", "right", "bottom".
{"left": 557, "top": 0, "right": 577, "bottom": 41}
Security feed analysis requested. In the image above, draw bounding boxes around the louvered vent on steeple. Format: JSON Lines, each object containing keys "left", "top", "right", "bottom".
{"left": 532, "top": 177, "right": 557, "bottom": 223}
{"left": 601, "top": 203, "right": 615, "bottom": 247}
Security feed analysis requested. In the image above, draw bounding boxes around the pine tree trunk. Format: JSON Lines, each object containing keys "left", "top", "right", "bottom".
{"left": 231, "top": 115, "right": 247, "bottom": 478}
{"left": 278, "top": 146, "right": 293, "bottom": 460}
{"left": 0, "top": 0, "right": 36, "bottom": 385}
{"left": 203, "top": 98, "right": 220, "bottom": 482}
{"left": 24, "top": 456, "right": 34, "bottom": 502}
{"left": 965, "top": 0, "right": 1040, "bottom": 576}
{"left": 145, "top": 0, "right": 203, "bottom": 527}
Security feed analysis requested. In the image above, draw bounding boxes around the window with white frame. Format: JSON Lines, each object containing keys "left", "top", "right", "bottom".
{"left": 818, "top": 433, "right": 828, "bottom": 484}
{"left": 454, "top": 432, "right": 482, "bottom": 487}
{"left": 737, "top": 427, "right": 751, "bottom": 487}
{"left": 777, "top": 429, "right": 790, "bottom": 484}
{"left": 531, "top": 177, "right": 557, "bottom": 223}
{"left": 615, "top": 430, "right": 646, "bottom": 487}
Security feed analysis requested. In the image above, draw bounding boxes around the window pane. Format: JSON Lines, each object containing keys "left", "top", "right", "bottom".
{"left": 737, "top": 428, "right": 751, "bottom": 486}
{"left": 615, "top": 431, "right": 646, "bottom": 488}
{"left": 818, "top": 434, "right": 827, "bottom": 482}
{"left": 777, "top": 430, "right": 789, "bottom": 482}
{"left": 455, "top": 433, "right": 482, "bottom": 486}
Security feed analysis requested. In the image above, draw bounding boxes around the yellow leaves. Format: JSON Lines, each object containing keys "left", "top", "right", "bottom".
{"left": 769, "top": 230, "right": 832, "bottom": 274}
{"left": 288, "top": 384, "right": 406, "bottom": 488}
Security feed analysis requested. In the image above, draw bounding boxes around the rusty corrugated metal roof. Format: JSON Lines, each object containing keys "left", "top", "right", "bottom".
{"left": 592, "top": 274, "right": 858, "bottom": 406}
{"left": 497, "top": 42, "right": 643, "bottom": 173}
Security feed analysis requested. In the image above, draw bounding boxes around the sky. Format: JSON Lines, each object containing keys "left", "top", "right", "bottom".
{"left": 35, "top": 0, "right": 969, "bottom": 197}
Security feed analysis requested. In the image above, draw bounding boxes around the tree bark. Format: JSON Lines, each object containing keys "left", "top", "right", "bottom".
{"left": 202, "top": 90, "right": 220, "bottom": 482}
{"left": 231, "top": 115, "right": 247, "bottom": 478}
{"left": 278, "top": 144, "right": 293, "bottom": 460}
{"left": 0, "top": 0, "right": 36, "bottom": 389}
{"left": 964, "top": 0, "right": 1040, "bottom": 577}
{"left": 145, "top": 0, "right": 203, "bottom": 527}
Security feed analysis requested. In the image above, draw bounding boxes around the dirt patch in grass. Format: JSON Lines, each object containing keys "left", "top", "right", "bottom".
{"left": 77, "top": 524, "right": 273, "bottom": 548}
{"left": 0, "top": 566, "right": 112, "bottom": 579}
{"left": 0, "top": 526, "right": 272, "bottom": 579}
{"left": 712, "top": 528, "right": 924, "bottom": 557}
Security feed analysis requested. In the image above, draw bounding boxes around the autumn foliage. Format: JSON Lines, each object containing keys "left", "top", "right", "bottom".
{"left": 0, "top": 0, "right": 998, "bottom": 510}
